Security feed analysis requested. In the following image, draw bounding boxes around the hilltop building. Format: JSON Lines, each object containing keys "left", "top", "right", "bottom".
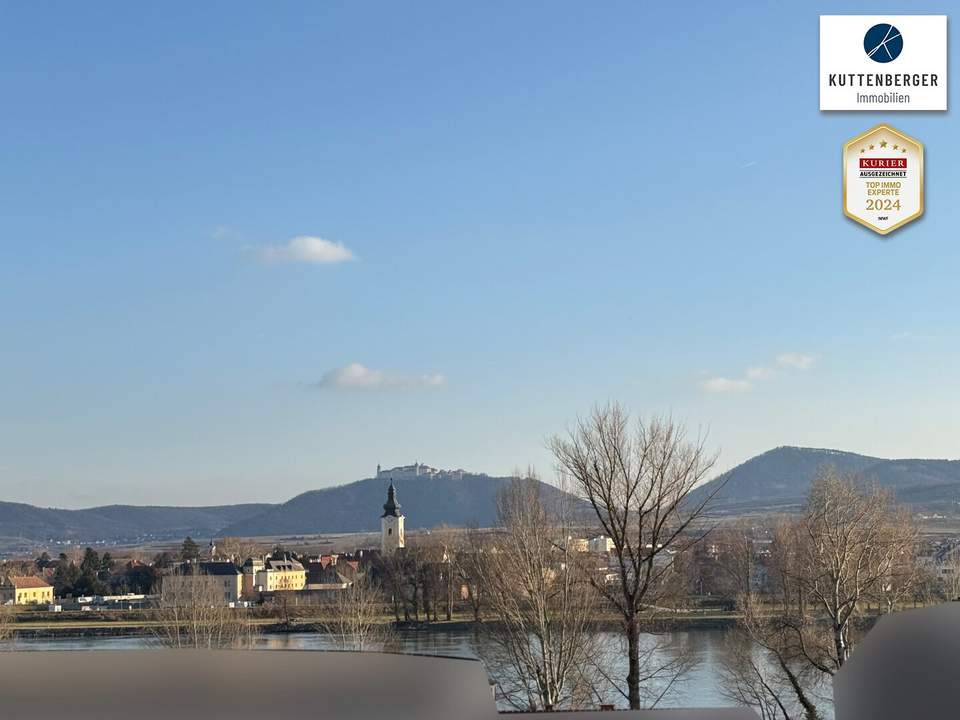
{"left": 376, "top": 462, "right": 466, "bottom": 482}
{"left": 0, "top": 576, "right": 54, "bottom": 606}
{"left": 381, "top": 481, "right": 405, "bottom": 554}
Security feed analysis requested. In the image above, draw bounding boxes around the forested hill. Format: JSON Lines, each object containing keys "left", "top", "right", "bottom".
{"left": 218, "top": 473, "right": 573, "bottom": 537}
{"left": 5, "top": 448, "right": 959, "bottom": 543}
{"left": 0, "top": 501, "right": 273, "bottom": 544}
{"left": 689, "top": 446, "right": 960, "bottom": 512}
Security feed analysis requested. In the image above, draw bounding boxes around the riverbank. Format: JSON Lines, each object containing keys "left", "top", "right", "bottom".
{"left": 9, "top": 612, "right": 742, "bottom": 639}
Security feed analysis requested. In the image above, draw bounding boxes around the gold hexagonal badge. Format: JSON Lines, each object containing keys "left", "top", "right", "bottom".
{"left": 843, "top": 124, "right": 924, "bottom": 235}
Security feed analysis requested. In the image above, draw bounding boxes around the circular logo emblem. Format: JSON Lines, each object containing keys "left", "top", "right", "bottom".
{"left": 864, "top": 23, "right": 903, "bottom": 63}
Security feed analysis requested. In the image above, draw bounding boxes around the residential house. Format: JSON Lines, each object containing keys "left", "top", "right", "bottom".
{"left": 255, "top": 556, "right": 306, "bottom": 592}
{"left": 0, "top": 576, "right": 54, "bottom": 606}
{"left": 161, "top": 562, "right": 242, "bottom": 606}
{"left": 199, "top": 562, "right": 243, "bottom": 603}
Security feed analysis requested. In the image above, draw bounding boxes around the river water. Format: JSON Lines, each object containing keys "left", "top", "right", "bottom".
{"left": 1, "top": 628, "right": 832, "bottom": 713}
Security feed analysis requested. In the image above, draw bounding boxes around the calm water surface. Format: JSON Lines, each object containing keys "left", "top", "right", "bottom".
{"left": 3, "top": 628, "right": 832, "bottom": 714}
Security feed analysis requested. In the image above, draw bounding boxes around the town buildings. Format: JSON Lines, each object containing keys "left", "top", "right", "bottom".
{"left": 256, "top": 556, "right": 306, "bottom": 592}
{"left": 0, "top": 575, "right": 54, "bottom": 605}
{"left": 199, "top": 561, "right": 243, "bottom": 603}
{"left": 588, "top": 535, "right": 614, "bottom": 554}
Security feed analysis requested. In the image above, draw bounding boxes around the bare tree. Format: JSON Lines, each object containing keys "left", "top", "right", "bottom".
{"left": 869, "top": 507, "right": 922, "bottom": 613}
{"left": 454, "top": 523, "right": 488, "bottom": 623}
{"left": 718, "top": 621, "right": 819, "bottom": 720}
{"left": 722, "top": 589, "right": 826, "bottom": 720}
{"left": 722, "top": 469, "right": 919, "bottom": 720}
{"left": 550, "top": 404, "right": 719, "bottom": 709}
{"left": 0, "top": 604, "right": 13, "bottom": 648}
{"left": 378, "top": 551, "right": 407, "bottom": 622}
{"left": 712, "top": 523, "right": 759, "bottom": 604}
{"left": 152, "top": 568, "right": 258, "bottom": 649}
{"left": 938, "top": 547, "right": 960, "bottom": 601}
{"left": 791, "top": 468, "right": 917, "bottom": 672}
{"left": 216, "top": 537, "right": 264, "bottom": 564}
{"left": 476, "top": 472, "right": 600, "bottom": 711}
{"left": 319, "top": 572, "right": 396, "bottom": 651}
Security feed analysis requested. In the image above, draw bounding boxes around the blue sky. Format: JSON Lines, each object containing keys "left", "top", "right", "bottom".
{"left": 1, "top": 2, "right": 958, "bottom": 507}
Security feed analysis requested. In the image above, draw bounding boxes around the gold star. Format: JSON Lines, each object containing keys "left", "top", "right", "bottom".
{"left": 893, "top": 144, "right": 899, "bottom": 150}
{"left": 902, "top": 147, "right": 907, "bottom": 153}
{"left": 860, "top": 148, "right": 866, "bottom": 153}
{"left": 869, "top": 144, "right": 875, "bottom": 150}
{"left": 880, "top": 140, "right": 888, "bottom": 148}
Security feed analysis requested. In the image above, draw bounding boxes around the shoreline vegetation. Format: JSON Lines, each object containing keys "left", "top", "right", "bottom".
{"left": 3, "top": 606, "right": 911, "bottom": 640}
{"left": 4, "top": 615, "right": 733, "bottom": 640}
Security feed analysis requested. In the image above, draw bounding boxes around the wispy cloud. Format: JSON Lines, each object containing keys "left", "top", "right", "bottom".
{"left": 313, "top": 362, "right": 445, "bottom": 390}
{"left": 257, "top": 235, "right": 356, "bottom": 265}
{"left": 701, "top": 351, "right": 816, "bottom": 393}
{"left": 776, "top": 353, "right": 815, "bottom": 370}
{"left": 746, "top": 365, "right": 774, "bottom": 381}
{"left": 701, "top": 377, "right": 753, "bottom": 393}
{"left": 211, "top": 225, "right": 234, "bottom": 240}
{"left": 740, "top": 160, "right": 758, "bottom": 169}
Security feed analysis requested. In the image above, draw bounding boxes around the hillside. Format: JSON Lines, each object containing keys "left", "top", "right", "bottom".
{"left": 5, "top": 449, "right": 960, "bottom": 543}
{"left": 691, "top": 447, "right": 960, "bottom": 513}
{"left": 0, "top": 502, "right": 274, "bottom": 544}
{"left": 219, "top": 473, "right": 573, "bottom": 537}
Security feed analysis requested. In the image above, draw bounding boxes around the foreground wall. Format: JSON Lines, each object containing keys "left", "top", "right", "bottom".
{"left": 0, "top": 649, "right": 758, "bottom": 720}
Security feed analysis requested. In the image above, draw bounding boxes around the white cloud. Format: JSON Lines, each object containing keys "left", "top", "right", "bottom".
{"left": 746, "top": 365, "right": 774, "bottom": 381}
{"left": 701, "top": 377, "right": 753, "bottom": 393}
{"left": 258, "top": 235, "right": 356, "bottom": 264}
{"left": 701, "top": 352, "right": 817, "bottom": 393}
{"left": 776, "top": 353, "right": 815, "bottom": 370}
{"left": 315, "top": 362, "right": 445, "bottom": 390}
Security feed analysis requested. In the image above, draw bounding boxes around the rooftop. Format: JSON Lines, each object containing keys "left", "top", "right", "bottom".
{"left": 2, "top": 575, "right": 52, "bottom": 589}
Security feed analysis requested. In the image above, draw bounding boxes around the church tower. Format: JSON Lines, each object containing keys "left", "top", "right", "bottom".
{"left": 380, "top": 481, "right": 405, "bottom": 554}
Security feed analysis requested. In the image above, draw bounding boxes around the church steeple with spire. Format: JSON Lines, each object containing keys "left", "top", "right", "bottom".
{"left": 382, "top": 481, "right": 401, "bottom": 517}
{"left": 380, "top": 480, "right": 405, "bottom": 553}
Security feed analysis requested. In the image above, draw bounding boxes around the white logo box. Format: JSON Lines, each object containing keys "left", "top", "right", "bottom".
{"left": 820, "top": 15, "right": 947, "bottom": 111}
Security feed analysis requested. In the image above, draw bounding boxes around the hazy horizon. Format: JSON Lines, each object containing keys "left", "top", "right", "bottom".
{"left": 6, "top": 445, "right": 960, "bottom": 511}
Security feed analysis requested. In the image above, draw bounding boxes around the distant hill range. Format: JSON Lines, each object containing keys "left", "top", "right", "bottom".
{"left": 690, "top": 446, "right": 960, "bottom": 513}
{"left": 0, "top": 465, "right": 572, "bottom": 543}
{"left": 0, "top": 502, "right": 273, "bottom": 545}
{"left": 218, "top": 469, "right": 572, "bottom": 538}
{"left": 3, "top": 451, "right": 960, "bottom": 543}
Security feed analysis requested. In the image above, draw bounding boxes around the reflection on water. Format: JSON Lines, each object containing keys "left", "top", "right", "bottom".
{"left": 3, "top": 628, "right": 830, "bottom": 714}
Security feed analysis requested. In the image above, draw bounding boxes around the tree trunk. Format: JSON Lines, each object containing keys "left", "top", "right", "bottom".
{"left": 626, "top": 614, "right": 641, "bottom": 710}
{"left": 834, "top": 623, "right": 848, "bottom": 667}
{"left": 777, "top": 655, "right": 822, "bottom": 720}
{"left": 446, "top": 572, "right": 453, "bottom": 621}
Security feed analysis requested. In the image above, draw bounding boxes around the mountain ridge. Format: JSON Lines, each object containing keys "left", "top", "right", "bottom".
{"left": 3, "top": 448, "right": 960, "bottom": 542}
{"left": 217, "top": 472, "right": 574, "bottom": 537}
{"left": 692, "top": 445, "right": 960, "bottom": 512}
